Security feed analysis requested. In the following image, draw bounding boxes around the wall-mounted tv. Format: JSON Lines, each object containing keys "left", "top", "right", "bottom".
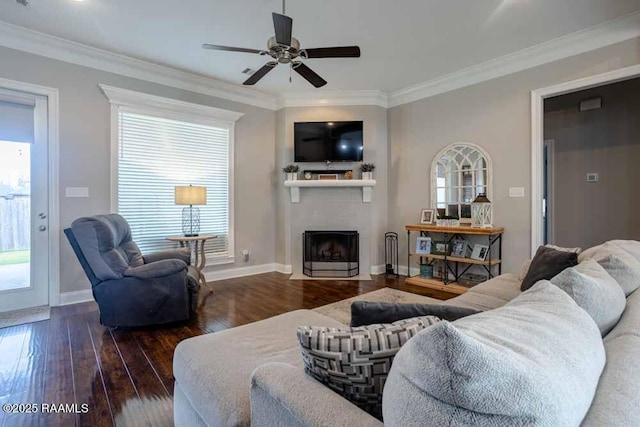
{"left": 294, "top": 121, "right": 363, "bottom": 162}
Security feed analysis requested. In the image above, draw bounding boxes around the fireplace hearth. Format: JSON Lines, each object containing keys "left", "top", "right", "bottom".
{"left": 303, "top": 231, "right": 359, "bottom": 278}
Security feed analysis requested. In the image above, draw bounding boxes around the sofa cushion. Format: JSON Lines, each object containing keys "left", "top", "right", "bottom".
{"left": 580, "top": 241, "right": 640, "bottom": 296}
{"left": 298, "top": 316, "right": 440, "bottom": 419}
{"left": 383, "top": 281, "right": 605, "bottom": 427}
{"left": 173, "top": 310, "right": 343, "bottom": 426}
{"left": 581, "top": 335, "right": 640, "bottom": 427}
{"left": 551, "top": 259, "right": 626, "bottom": 336}
{"left": 349, "top": 301, "right": 480, "bottom": 326}
{"left": 598, "top": 254, "right": 640, "bottom": 297}
{"left": 605, "top": 286, "right": 640, "bottom": 342}
{"left": 521, "top": 246, "right": 578, "bottom": 291}
{"left": 578, "top": 243, "right": 604, "bottom": 263}
{"left": 442, "top": 273, "right": 521, "bottom": 312}
{"left": 466, "top": 272, "right": 521, "bottom": 300}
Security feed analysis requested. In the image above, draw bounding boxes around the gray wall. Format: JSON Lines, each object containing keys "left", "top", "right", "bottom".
{"left": 0, "top": 46, "right": 276, "bottom": 293}
{"left": 275, "top": 106, "right": 388, "bottom": 269}
{"left": 545, "top": 77, "right": 640, "bottom": 249}
{"left": 388, "top": 37, "right": 640, "bottom": 274}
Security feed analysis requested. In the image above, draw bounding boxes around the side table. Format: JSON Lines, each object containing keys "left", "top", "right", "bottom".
{"left": 166, "top": 234, "right": 217, "bottom": 293}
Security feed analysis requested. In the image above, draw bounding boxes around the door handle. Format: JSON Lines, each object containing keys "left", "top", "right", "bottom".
{"left": 39, "top": 213, "right": 47, "bottom": 219}
{"left": 38, "top": 225, "right": 47, "bottom": 232}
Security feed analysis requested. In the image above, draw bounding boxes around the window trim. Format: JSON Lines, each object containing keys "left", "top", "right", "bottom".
{"left": 101, "top": 85, "right": 244, "bottom": 264}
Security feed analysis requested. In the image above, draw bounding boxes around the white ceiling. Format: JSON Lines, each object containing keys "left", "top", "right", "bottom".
{"left": 1, "top": 0, "right": 639, "bottom": 94}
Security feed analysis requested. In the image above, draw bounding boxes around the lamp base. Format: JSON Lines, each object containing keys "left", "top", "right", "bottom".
{"left": 182, "top": 206, "right": 201, "bottom": 236}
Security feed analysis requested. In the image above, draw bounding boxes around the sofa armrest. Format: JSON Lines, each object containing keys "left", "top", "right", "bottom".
{"left": 143, "top": 248, "right": 191, "bottom": 265}
{"left": 250, "top": 362, "right": 383, "bottom": 427}
{"left": 124, "top": 259, "right": 187, "bottom": 279}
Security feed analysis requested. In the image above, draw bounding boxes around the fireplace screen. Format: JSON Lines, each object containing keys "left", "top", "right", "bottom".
{"left": 303, "top": 231, "right": 359, "bottom": 278}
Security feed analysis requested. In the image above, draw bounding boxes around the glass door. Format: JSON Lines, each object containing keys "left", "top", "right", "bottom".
{"left": 0, "top": 91, "right": 49, "bottom": 312}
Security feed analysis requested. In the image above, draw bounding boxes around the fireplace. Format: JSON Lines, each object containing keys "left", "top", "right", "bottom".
{"left": 303, "top": 231, "right": 359, "bottom": 278}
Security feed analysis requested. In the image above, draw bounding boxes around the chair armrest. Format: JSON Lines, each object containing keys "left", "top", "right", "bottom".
{"left": 143, "top": 249, "right": 191, "bottom": 265}
{"left": 124, "top": 259, "right": 187, "bottom": 279}
{"left": 250, "top": 362, "right": 383, "bottom": 427}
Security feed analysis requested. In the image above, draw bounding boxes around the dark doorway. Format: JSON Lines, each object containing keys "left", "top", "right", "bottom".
{"left": 543, "top": 77, "right": 640, "bottom": 248}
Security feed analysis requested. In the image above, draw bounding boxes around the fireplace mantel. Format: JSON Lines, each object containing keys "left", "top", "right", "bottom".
{"left": 284, "top": 179, "right": 376, "bottom": 203}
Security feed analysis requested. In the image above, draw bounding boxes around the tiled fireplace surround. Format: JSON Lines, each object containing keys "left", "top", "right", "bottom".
{"left": 289, "top": 187, "right": 373, "bottom": 279}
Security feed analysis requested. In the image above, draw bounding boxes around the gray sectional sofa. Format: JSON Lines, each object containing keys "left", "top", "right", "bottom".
{"left": 173, "top": 241, "right": 640, "bottom": 426}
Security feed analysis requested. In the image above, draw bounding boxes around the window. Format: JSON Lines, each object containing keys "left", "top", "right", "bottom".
{"left": 103, "top": 85, "right": 243, "bottom": 264}
{"left": 431, "top": 143, "right": 492, "bottom": 222}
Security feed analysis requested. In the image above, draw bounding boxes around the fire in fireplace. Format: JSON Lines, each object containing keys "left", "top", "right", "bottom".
{"left": 303, "top": 231, "right": 359, "bottom": 278}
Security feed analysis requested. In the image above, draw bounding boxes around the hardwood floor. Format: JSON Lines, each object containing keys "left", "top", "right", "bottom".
{"left": 0, "top": 273, "right": 453, "bottom": 427}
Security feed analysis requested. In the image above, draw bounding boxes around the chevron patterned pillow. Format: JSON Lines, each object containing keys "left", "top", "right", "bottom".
{"left": 297, "top": 315, "right": 440, "bottom": 419}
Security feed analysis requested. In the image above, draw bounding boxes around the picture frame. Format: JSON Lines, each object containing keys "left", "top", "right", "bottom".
{"left": 318, "top": 174, "right": 338, "bottom": 180}
{"left": 431, "top": 241, "right": 449, "bottom": 255}
{"left": 470, "top": 244, "right": 489, "bottom": 261}
{"left": 450, "top": 239, "right": 468, "bottom": 258}
{"left": 420, "top": 208, "right": 435, "bottom": 224}
{"left": 415, "top": 237, "right": 432, "bottom": 254}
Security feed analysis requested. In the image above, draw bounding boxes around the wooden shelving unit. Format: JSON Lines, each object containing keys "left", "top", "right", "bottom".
{"left": 405, "top": 224, "right": 504, "bottom": 294}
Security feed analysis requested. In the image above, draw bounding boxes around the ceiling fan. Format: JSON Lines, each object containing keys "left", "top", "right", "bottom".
{"left": 202, "top": 0, "right": 361, "bottom": 88}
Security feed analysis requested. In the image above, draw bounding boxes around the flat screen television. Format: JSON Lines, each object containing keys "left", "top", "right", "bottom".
{"left": 294, "top": 121, "right": 363, "bottom": 162}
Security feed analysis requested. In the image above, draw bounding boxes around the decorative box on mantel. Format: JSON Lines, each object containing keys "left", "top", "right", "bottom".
{"left": 284, "top": 179, "right": 376, "bottom": 203}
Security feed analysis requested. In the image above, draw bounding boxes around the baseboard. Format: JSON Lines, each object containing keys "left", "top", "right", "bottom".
{"left": 275, "top": 263, "right": 292, "bottom": 274}
{"left": 203, "top": 263, "right": 282, "bottom": 282}
{"left": 59, "top": 289, "right": 94, "bottom": 306}
{"left": 370, "top": 264, "right": 386, "bottom": 275}
{"left": 398, "top": 265, "right": 418, "bottom": 277}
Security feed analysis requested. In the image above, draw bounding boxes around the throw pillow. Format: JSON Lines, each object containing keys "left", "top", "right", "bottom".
{"left": 545, "top": 243, "right": 582, "bottom": 254}
{"left": 297, "top": 315, "right": 440, "bottom": 419}
{"left": 383, "top": 281, "right": 605, "bottom": 427}
{"left": 551, "top": 259, "right": 626, "bottom": 335}
{"left": 521, "top": 246, "right": 578, "bottom": 291}
{"left": 350, "top": 301, "right": 480, "bottom": 326}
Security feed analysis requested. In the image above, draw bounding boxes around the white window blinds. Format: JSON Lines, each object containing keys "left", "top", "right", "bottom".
{"left": 117, "top": 110, "right": 231, "bottom": 257}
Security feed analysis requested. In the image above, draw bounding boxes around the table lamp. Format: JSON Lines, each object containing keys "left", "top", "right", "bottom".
{"left": 175, "top": 185, "right": 207, "bottom": 236}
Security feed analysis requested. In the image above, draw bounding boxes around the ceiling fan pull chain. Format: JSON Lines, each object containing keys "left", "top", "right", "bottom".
{"left": 289, "top": 64, "right": 292, "bottom": 83}
{"left": 282, "top": 0, "right": 285, "bottom": 15}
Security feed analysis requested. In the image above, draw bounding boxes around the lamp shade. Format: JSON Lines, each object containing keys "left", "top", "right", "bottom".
{"left": 175, "top": 186, "right": 207, "bottom": 205}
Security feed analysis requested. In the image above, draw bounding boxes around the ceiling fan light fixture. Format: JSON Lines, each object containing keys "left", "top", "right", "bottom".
{"left": 202, "top": 6, "right": 360, "bottom": 87}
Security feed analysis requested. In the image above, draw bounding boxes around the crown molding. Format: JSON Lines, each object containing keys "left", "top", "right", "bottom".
{"left": 388, "top": 10, "right": 640, "bottom": 107}
{"left": 1, "top": 10, "right": 639, "bottom": 112}
{"left": 277, "top": 90, "right": 389, "bottom": 109}
{"left": 0, "top": 21, "right": 278, "bottom": 110}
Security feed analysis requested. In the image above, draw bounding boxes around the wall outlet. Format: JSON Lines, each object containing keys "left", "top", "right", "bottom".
{"left": 509, "top": 187, "right": 525, "bottom": 198}
{"left": 587, "top": 173, "right": 599, "bottom": 183}
{"left": 242, "top": 249, "right": 249, "bottom": 262}
{"left": 66, "top": 187, "right": 89, "bottom": 198}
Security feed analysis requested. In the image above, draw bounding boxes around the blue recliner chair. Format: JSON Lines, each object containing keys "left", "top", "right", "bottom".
{"left": 64, "top": 214, "right": 199, "bottom": 328}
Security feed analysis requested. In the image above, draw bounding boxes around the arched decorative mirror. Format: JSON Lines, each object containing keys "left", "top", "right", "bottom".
{"left": 431, "top": 143, "right": 492, "bottom": 223}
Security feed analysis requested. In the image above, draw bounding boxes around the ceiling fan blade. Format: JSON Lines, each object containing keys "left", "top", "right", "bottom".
{"left": 302, "top": 46, "right": 361, "bottom": 59}
{"left": 202, "top": 44, "right": 262, "bottom": 54}
{"left": 293, "top": 63, "right": 327, "bottom": 88}
{"left": 243, "top": 62, "right": 277, "bottom": 85}
{"left": 272, "top": 13, "right": 293, "bottom": 46}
